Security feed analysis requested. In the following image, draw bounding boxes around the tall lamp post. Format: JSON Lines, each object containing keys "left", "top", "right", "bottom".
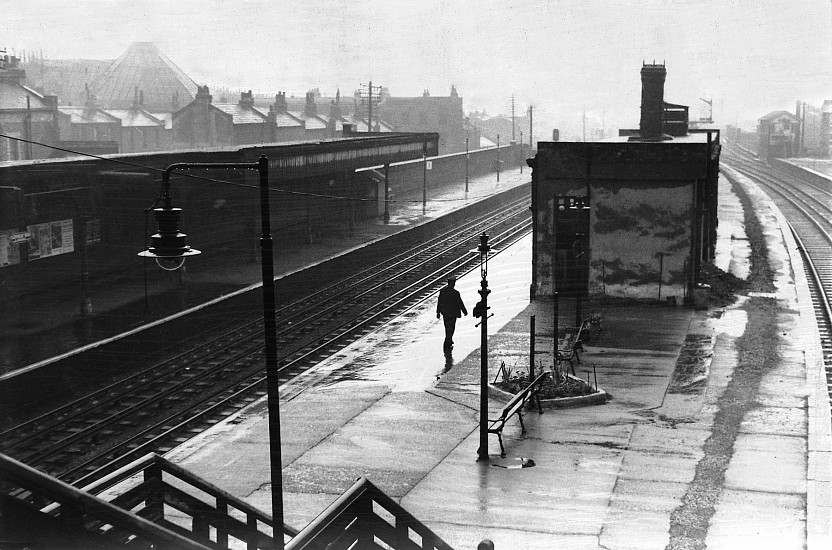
{"left": 138, "top": 155, "right": 286, "bottom": 549}
{"left": 474, "top": 233, "right": 491, "bottom": 461}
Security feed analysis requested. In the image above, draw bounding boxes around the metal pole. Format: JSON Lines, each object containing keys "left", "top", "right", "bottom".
{"left": 477, "top": 233, "right": 491, "bottom": 461}
{"left": 529, "top": 106, "right": 533, "bottom": 153}
{"left": 553, "top": 291, "right": 559, "bottom": 371}
{"left": 258, "top": 155, "right": 285, "bottom": 549}
{"left": 520, "top": 132, "right": 523, "bottom": 175}
{"left": 423, "top": 146, "right": 427, "bottom": 215}
{"left": 529, "top": 315, "right": 535, "bottom": 379}
{"left": 152, "top": 158, "right": 285, "bottom": 545}
{"left": 383, "top": 163, "right": 390, "bottom": 224}
{"left": 368, "top": 81, "right": 372, "bottom": 132}
{"left": 465, "top": 136, "right": 469, "bottom": 193}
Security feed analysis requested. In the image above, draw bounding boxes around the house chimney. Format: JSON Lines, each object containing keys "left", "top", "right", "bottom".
{"left": 274, "top": 92, "right": 287, "bottom": 113}
{"left": 304, "top": 91, "right": 317, "bottom": 117}
{"left": 195, "top": 85, "right": 212, "bottom": 104}
{"left": 639, "top": 62, "right": 667, "bottom": 140}
{"left": 240, "top": 90, "right": 254, "bottom": 109}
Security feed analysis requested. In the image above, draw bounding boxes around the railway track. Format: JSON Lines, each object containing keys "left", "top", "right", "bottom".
{"left": 0, "top": 192, "right": 532, "bottom": 487}
{"left": 722, "top": 144, "right": 832, "bottom": 420}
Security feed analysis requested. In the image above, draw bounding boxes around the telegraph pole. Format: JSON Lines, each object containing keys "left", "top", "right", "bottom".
{"left": 422, "top": 141, "right": 427, "bottom": 214}
{"left": 511, "top": 95, "right": 516, "bottom": 141}
{"left": 583, "top": 108, "right": 586, "bottom": 142}
{"left": 360, "top": 82, "right": 382, "bottom": 132}
{"left": 528, "top": 105, "right": 534, "bottom": 153}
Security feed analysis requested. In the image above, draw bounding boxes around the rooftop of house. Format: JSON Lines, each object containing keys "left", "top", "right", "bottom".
{"left": 106, "top": 109, "right": 165, "bottom": 128}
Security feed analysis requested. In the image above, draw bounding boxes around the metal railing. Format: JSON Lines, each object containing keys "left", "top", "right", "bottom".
{"left": 78, "top": 453, "right": 298, "bottom": 549}
{"left": 287, "top": 477, "right": 455, "bottom": 550}
{"left": 0, "top": 451, "right": 208, "bottom": 549}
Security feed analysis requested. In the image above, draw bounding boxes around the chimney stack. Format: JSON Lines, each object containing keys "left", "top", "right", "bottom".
{"left": 639, "top": 62, "right": 667, "bottom": 140}
{"left": 239, "top": 90, "right": 254, "bottom": 109}
{"left": 274, "top": 92, "right": 287, "bottom": 113}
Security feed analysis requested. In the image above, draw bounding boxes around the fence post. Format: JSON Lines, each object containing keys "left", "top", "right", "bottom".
{"left": 216, "top": 497, "right": 229, "bottom": 548}
{"left": 143, "top": 461, "right": 164, "bottom": 522}
{"left": 553, "top": 292, "right": 559, "bottom": 371}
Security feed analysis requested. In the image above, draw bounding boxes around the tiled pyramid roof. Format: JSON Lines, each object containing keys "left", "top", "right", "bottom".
{"left": 89, "top": 42, "right": 198, "bottom": 112}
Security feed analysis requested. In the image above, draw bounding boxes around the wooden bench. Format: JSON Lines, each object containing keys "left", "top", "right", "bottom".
{"left": 556, "top": 318, "right": 594, "bottom": 375}
{"left": 488, "top": 372, "right": 549, "bottom": 457}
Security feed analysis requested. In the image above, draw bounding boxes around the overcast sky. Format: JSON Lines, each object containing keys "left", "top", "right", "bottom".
{"left": 5, "top": 0, "right": 832, "bottom": 140}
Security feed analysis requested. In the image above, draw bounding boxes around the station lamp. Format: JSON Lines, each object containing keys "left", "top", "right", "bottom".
{"left": 138, "top": 201, "right": 201, "bottom": 271}
{"left": 137, "top": 156, "right": 287, "bottom": 549}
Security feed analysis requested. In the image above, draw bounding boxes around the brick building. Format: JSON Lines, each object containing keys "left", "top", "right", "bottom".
{"left": 0, "top": 55, "right": 59, "bottom": 161}
{"left": 757, "top": 110, "right": 800, "bottom": 160}
{"left": 376, "top": 86, "right": 470, "bottom": 153}
{"left": 527, "top": 64, "right": 720, "bottom": 303}
{"left": 57, "top": 88, "right": 121, "bottom": 147}
{"left": 106, "top": 88, "right": 169, "bottom": 153}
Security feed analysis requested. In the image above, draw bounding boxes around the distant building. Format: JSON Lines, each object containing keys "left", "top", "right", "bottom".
{"left": 0, "top": 54, "right": 59, "bottom": 161}
{"left": 89, "top": 42, "right": 198, "bottom": 112}
{"left": 172, "top": 86, "right": 275, "bottom": 147}
{"left": 106, "top": 88, "right": 169, "bottom": 153}
{"left": 376, "top": 86, "right": 470, "bottom": 153}
{"left": 794, "top": 100, "right": 832, "bottom": 158}
{"left": 757, "top": 110, "right": 799, "bottom": 159}
{"left": 469, "top": 110, "right": 527, "bottom": 147}
{"left": 317, "top": 91, "right": 349, "bottom": 138}
{"left": 212, "top": 90, "right": 273, "bottom": 145}
{"left": 288, "top": 92, "right": 329, "bottom": 141}
{"left": 171, "top": 85, "right": 230, "bottom": 148}
{"left": 57, "top": 87, "right": 121, "bottom": 148}
{"left": 527, "top": 63, "right": 720, "bottom": 303}
{"left": 265, "top": 92, "right": 306, "bottom": 142}
{"left": 19, "top": 56, "right": 110, "bottom": 107}
{"left": 823, "top": 101, "right": 832, "bottom": 158}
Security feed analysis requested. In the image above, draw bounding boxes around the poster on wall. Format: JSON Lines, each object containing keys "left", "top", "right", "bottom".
{"left": 27, "top": 219, "right": 74, "bottom": 260}
{"left": 0, "top": 230, "right": 22, "bottom": 267}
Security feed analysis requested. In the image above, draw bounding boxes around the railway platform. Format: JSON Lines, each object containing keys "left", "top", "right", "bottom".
{"left": 159, "top": 169, "right": 832, "bottom": 549}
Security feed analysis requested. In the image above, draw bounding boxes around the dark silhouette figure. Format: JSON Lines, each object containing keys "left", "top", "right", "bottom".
{"left": 436, "top": 276, "right": 467, "bottom": 353}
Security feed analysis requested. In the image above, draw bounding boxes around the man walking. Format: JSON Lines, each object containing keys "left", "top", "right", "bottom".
{"left": 436, "top": 276, "right": 467, "bottom": 353}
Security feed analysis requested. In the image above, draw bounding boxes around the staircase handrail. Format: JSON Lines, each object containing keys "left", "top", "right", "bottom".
{"left": 287, "top": 477, "right": 454, "bottom": 550}
{"left": 0, "top": 451, "right": 209, "bottom": 549}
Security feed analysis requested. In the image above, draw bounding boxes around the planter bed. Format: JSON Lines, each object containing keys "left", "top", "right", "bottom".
{"left": 489, "top": 373, "right": 609, "bottom": 409}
